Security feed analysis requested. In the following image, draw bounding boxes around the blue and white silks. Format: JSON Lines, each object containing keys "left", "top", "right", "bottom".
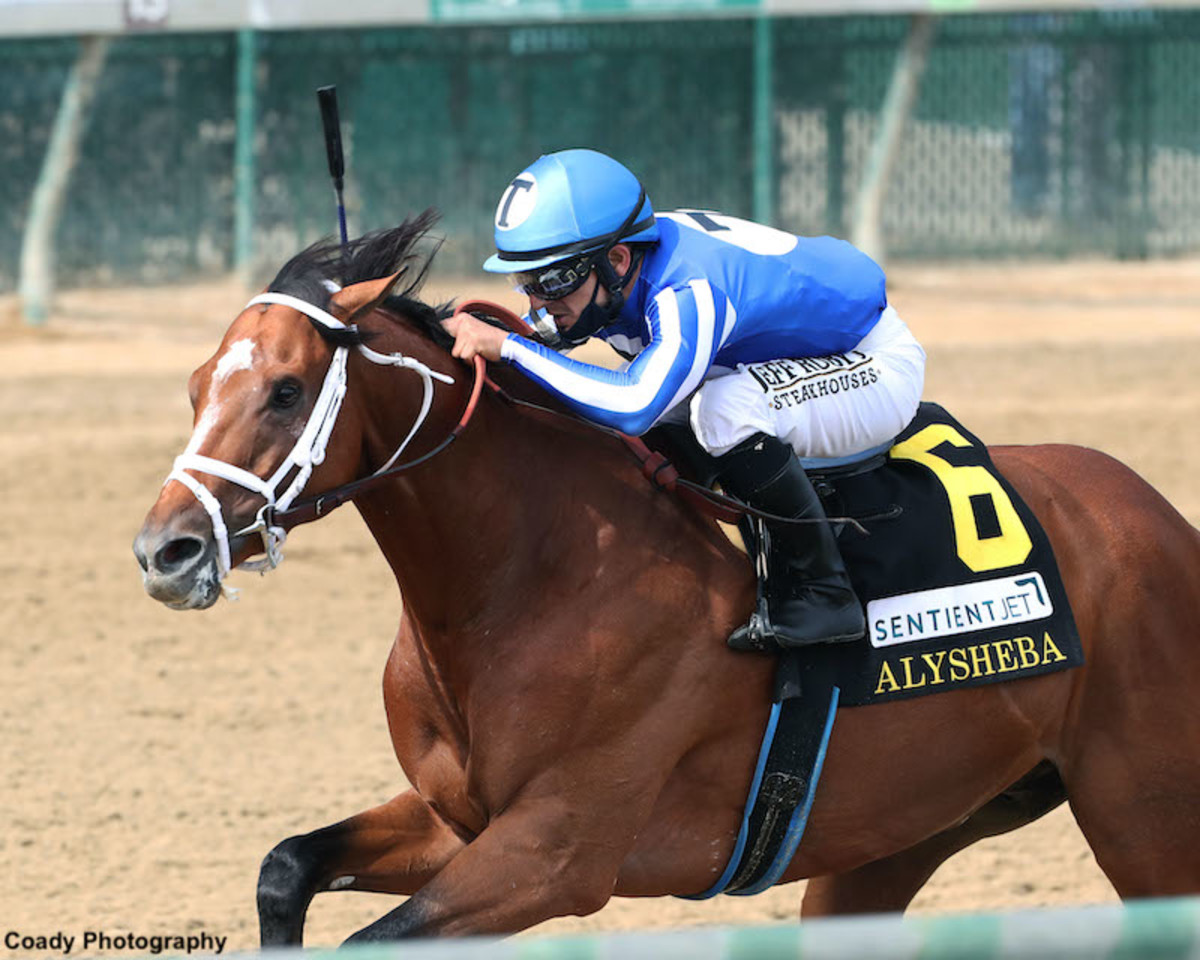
{"left": 498, "top": 212, "right": 888, "bottom": 436}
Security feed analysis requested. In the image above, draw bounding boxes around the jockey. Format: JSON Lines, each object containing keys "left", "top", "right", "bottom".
{"left": 444, "top": 149, "right": 926, "bottom": 652}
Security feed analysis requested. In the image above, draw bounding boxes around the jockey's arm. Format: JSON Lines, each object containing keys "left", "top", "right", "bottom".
{"left": 500, "top": 282, "right": 722, "bottom": 436}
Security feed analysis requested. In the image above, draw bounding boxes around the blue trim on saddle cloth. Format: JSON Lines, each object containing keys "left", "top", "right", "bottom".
{"left": 799, "top": 439, "right": 892, "bottom": 472}
{"left": 730, "top": 685, "right": 840, "bottom": 896}
{"left": 682, "top": 700, "right": 784, "bottom": 900}
{"left": 682, "top": 687, "right": 839, "bottom": 900}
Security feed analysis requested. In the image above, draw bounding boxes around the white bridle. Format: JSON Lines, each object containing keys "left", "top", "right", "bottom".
{"left": 165, "top": 290, "right": 455, "bottom": 589}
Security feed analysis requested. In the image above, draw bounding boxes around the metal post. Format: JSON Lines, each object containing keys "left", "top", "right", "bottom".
{"left": 1058, "top": 43, "right": 1073, "bottom": 254}
{"left": 233, "top": 28, "right": 257, "bottom": 287}
{"left": 752, "top": 13, "right": 775, "bottom": 225}
{"left": 826, "top": 51, "right": 847, "bottom": 236}
{"left": 18, "top": 35, "right": 109, "bottom": 326}
{"left": 850, "top": 14, "right": 936, "bottom": 266}
{"left": 1137, "top": 40, "right": 1151, "bottom": 257}
{"left": 1124, "top": 38, "right": 1152, "bottom": 260}
{"left": 1116, "top": 38, "right": 1135, "bottom": 259}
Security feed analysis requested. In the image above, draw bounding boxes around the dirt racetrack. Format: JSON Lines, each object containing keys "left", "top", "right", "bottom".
{"left": 2, "top": 259, "right": 1199, "bottom": 953}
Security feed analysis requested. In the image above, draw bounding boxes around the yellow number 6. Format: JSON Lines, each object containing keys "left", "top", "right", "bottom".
{"left": 889, "top": 424, "right": 1032, "bottom": 573}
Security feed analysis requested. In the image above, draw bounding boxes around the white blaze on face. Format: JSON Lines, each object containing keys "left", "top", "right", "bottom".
{"left": 183, "top": 338, "right": 258, "bottom": 456}
{"left": 183, "top": 403, "right": 221, "bottom": 456}
{"left": 215, "top": 338, "right": 256, "bottom": 384}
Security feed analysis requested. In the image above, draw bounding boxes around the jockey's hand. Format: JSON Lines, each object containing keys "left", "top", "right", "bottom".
{"left": 442, "top": 312, "right": 508, "bottom": 363}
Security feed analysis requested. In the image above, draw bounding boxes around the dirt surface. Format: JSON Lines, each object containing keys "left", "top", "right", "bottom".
{"left": 2, "top": 259, "right": 1199, "bottom": 953}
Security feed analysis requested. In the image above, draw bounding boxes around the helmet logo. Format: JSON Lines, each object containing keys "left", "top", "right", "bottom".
{"left": 495, "top": 175, "right": 538, "bottom": 231}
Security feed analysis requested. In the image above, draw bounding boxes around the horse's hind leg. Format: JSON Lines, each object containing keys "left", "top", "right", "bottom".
{"left": 1063, "top": 716, "right": 1200, "bottom": 898}
{"left": 257, "top": 789, "right": 464, "bottom": 946}
{"left": 802, "top": 761, "right": 1066, "bottom": 917}
{"left": 1054, "top": 522, "right": 1200, "bottom": 895}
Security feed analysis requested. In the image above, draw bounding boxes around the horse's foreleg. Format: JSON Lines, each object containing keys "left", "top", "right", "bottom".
{"left": 802, "top": 760, "right": 1066, "bottom": 917}
{"left": 257, "top": 788, "right": 465, "bottom": 947}
{"left": 342, "top": 801, "right": 629, "bottom": 943}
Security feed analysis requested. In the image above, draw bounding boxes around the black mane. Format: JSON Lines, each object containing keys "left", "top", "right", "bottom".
{"left": 268, "top": 209, "right": 456, "bottom": 349}
{"left": 271, "top": 214, "right": 626, "bottom": 455}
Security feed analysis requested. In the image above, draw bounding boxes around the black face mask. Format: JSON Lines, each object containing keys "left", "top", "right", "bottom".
{"left": 557, "top": 250, "right": 642, "bottom": 346}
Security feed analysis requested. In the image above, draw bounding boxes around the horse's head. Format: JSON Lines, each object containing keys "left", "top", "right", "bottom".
{"left": 134, "top": 215, "right": 456, "bottom": 610}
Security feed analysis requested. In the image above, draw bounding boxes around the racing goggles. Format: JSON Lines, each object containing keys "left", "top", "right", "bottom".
{"left": 513, "top": 253, "right": 597, "bottom": 301}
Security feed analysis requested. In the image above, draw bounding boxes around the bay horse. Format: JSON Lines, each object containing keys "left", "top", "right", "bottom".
{"left": 134, "top": 218, "right": 1200, "bottom": 945}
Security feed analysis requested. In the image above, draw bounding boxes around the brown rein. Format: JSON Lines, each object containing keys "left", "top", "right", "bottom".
{"left": 271, "top": 299, "right": 870, "bottom": 536}
{"left": 271, "top": 353, "right": 486, "bottom": 531}
{"left": 460, "top": 301, "right": 756, "bottom": 525}
{"left": 453, "top": 303, "right": 882, "bottom": 532}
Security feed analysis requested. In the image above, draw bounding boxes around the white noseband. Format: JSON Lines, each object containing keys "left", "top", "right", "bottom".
{"left": 165, "top": 291, "right": 454, "bottom": 590}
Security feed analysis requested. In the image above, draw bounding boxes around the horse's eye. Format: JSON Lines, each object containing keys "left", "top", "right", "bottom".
{"left": 270, "top": 379, "right": 303, "bottom": 410}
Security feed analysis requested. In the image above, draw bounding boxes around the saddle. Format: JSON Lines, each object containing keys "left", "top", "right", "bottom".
{"left": 665, "top": 402, "right": 1083, "bottom": 898}
{"left": 462, "top": 300, "right": 1083, "bottom": 701}
{"left": 462, "top": 301, "right": 1084, "bottom": 898}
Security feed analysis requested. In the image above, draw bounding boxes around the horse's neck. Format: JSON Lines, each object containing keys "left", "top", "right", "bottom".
{"left": 350, "top": 369, "right": 634, "bottom": 637}
{"left": 346, "top": 322, "right": 746, "bottom": 678}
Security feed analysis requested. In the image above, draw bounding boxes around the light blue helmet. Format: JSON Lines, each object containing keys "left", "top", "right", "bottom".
{"left": 483, "top": 149, "right": 659, "bottom": 273}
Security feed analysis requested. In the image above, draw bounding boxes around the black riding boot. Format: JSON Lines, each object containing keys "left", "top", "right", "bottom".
{"left": 718, "top": 433, "right": 866, "bottom": 652}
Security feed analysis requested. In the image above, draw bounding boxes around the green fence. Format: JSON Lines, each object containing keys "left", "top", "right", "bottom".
{"left": 3, "top": 11, "right": 1199, "bottom": 293}
{"left": 157, "top": 898, "right": 1200, "bottom": 959}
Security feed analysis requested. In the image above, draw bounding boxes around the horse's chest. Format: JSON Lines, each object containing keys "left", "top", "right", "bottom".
{"left": 389, "top": 714, "right": 483, "bottom": 839}
{"left": 386, "top": 664, "right": 486, "bottom": 838}
{"left": 411, "top": 757, "right": 482, "bottom": 841}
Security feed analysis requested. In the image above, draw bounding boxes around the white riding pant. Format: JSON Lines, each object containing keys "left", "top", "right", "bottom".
{"left": 687, "top": 306, "right": 926, "bottom": 459}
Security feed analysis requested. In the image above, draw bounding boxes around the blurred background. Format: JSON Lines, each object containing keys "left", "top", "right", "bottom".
{"left": 3, "top": 0, "right": 1198, "bottom": 316}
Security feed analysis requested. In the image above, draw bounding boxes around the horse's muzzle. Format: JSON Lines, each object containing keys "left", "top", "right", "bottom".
{"left": 133, "top": 524, "right": 222, "bottom": 610}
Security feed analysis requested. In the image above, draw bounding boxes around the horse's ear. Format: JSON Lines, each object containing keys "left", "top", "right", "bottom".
{"left": 329, "top": 271, "right": 405, "bottom": 323}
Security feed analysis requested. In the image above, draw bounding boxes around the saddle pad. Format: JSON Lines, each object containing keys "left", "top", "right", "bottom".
{"left": 681, "top": 403, "right": 1081, "bottom": 898}
{"left": 813, "top": 402, "right": 1083, "bottom": 706}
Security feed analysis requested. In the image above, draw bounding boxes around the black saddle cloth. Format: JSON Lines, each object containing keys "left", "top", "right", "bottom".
{"left": 807, "top": 402, "right": 1083, "bottom": 706}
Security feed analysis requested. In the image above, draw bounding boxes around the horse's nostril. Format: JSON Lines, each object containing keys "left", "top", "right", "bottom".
{"left": 133, "top": 539, "right": 150, "bottom": 572}
{"left": 154, "top": 537, "right": 204, "bottom": 574}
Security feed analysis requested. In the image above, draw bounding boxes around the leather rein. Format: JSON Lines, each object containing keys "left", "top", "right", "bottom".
{"left": 268, "top": 298, "right": 729, "bottom": 532}
{"left": 170, "top": 292, "right": 867, "bottom": 597}
{"left": 272, "top": 299, "right": 866, "bottom": 537}
{"left": 271, "top": 354, "right": 487, "bottom": 530}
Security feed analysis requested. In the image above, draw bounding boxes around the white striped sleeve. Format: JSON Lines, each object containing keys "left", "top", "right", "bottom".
{"left": 500, "top": 280, "right": 721, "bottom": 435}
